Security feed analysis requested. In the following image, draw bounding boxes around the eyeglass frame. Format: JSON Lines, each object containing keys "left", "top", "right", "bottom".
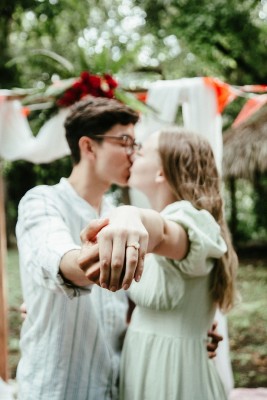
{"left": 90, "top": 134, "right": 142, "bottom": 155}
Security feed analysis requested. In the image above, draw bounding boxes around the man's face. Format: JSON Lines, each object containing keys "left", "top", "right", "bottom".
{"left": 94, "top": 123, "right": 135, "bottom": 187}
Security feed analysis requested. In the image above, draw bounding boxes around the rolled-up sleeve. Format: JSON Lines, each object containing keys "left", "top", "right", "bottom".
{"left": 16, "top": 187, "right": 91, "bottom": 298}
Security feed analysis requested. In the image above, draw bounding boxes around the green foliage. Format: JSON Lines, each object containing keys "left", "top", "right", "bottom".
{"left": 134, "top": 0, "right": 267, "bottom": 83}
{"left": 4, "top": 157, "right": 72, "bottom": 245}
{"left": 224, "top": 179, "right": 267, "bottom": 243}
{"left": 228, "top": 262, "right": 267, "bottom": 387}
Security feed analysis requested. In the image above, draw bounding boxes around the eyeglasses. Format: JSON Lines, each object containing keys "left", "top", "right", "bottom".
{"left": 91, "top": 134, "right": 142, "bottom": 155}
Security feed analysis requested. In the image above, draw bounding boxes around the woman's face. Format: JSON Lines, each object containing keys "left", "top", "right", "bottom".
{"left": 128, "top": 132, "right": 162, "bottom": 198}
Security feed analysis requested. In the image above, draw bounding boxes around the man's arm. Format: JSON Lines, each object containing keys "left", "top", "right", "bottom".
{"left": 60, "top": 218, "right": 109, "bottom": 286}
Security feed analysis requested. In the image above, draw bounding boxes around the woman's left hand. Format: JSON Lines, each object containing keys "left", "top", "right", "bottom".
{"left": 96, "top": 206, "right": 149, "bottom": 291}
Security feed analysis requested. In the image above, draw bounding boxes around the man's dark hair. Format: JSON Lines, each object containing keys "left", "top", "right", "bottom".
{"left": 64, "top": 95, "right": 139, "bottom": 163}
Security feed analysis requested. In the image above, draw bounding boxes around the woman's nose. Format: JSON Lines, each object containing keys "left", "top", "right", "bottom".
{"left": 129, "top": 152, "right": 136, "bottom": 163}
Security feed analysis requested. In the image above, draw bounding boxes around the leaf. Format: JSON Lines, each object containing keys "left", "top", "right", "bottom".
{"left": 7, "top": 49, "right": 75, "bottom": 73}
{"left": 114, "top": 88, "right": 156, "bottom": 115}
{"left": 44, "top": 78, "right": 77, "bottom": 97}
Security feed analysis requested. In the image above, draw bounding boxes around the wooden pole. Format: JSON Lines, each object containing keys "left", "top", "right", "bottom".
{"left": 0, "top": 163, "right": 8, "bottom": 381}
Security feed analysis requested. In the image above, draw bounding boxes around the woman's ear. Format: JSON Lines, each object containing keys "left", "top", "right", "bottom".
{"left": 155, "top": 168, "right": 165, "bottom": 183}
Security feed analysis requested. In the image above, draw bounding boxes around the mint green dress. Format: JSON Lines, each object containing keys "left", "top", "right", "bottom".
{"left": 120, "top": 201, "right": 228, "bottom": 400}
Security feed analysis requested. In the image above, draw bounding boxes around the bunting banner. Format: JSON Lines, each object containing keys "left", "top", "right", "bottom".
{"left": 233, "top": 94, "right": 267, "bottom": 127}
{"left": 203, "top": 77, "right": 238, "bottom": 114}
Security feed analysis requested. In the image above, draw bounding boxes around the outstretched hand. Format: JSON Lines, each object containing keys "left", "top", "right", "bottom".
{"left": 79, "top": 208, "right": 149, "bottom": 292}
{"left": 96, "top": 208, "right": 149, "bottom": 292}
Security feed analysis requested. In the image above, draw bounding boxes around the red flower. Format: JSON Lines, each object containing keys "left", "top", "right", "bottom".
{"left": 56, "top": 71, "right": 118, "bottom": 108}
{"left": 104, "top": 74, "right": 118, "bottom": 89}
{"left": 88, "top": 75, "right": 102, "bottom": 89}
{"left": 80, "top": 71, "right": 91, "bottom": 83}
{"left": 57, "top": 89, "right": 79, "bottom": 107}
{"left": 104, "top": 89, "right": 115, "bottom": 98}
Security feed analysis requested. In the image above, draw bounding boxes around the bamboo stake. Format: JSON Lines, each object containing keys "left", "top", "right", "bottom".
{"left": 0, "top": 163, "right": 8, "bottom": 381}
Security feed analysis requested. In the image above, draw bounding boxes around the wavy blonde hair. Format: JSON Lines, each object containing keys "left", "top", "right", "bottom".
{"left": 158, "top": 127, "right": 238, "bottom": 312}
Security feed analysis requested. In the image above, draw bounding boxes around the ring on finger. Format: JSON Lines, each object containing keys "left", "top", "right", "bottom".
{"left": 126, "top": 242, "right": 140, "bottom": 250}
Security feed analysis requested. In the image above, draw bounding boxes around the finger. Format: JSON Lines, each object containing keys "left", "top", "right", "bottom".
{"left": 208, "top": 331, "right": 223, "bottom": 343}
{"left": 84, "top": 261, "right": 101, "bottom": 283}
{"left": 208, "top": 351, "right": 216, "bottom": 359}
{"left": 80, "top": 218, "right": 109, "bottom": 243}
{"left": 78, "top": 242, "right": 99, "bottom": 271}
{"left": 207, "top": 342, "right": 217, "bottom": 352}
{"left": 98, "top": 234, "right": 113, "bottom": 289}
{"left": 20, "top": 302, "right": 27, "bottom": 313}
{"left": 211, "top": 321, "right": 218, "bottom": 331}
{"left": 20, "top": 302, "right": 27, "bottom": 320}
{"left": 121, "top": 233, "right": 148, "bottom": 289}
{"left": 108, "top": 235, "right": 127, "bottom": 291}
{"left": 121, "top": 246, "right": 139, "bottom": 290}
{"left": 133, "top": 235, "right": 148, "bottom": 283}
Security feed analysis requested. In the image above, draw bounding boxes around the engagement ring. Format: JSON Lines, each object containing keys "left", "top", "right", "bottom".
{"left": 126, "top": 242, "right": 140, "bottom": 250}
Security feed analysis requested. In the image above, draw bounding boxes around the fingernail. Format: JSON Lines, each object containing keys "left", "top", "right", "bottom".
{"left": 123, "top": 284, "right": 129, "bottom": 290}
{"left": 135, "top": 275, "right": 141, "bottom": 282}
{"left": 101, "top": 283, "right": 107, "bottom": 289}
{"left": 110, "top": 286, "right": 117, "bottom": 292}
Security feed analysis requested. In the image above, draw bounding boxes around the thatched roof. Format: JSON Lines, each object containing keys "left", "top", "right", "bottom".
{"left": 223, "top": 104, "right": 267, "bottom": 180}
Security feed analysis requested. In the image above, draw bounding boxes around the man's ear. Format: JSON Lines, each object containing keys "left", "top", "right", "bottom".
{"left": 155, "top": 168, "right": 165, "bottom": 183}
{"left": 79, "top": 136, "right": 96, "bottom": 159}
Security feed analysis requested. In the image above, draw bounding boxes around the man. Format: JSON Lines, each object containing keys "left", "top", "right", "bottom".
{"left": 16, "top": 96, "right": 140, "bottom": 400}
{"left": 17, "top": 95, "right": 221, "bottom": 400}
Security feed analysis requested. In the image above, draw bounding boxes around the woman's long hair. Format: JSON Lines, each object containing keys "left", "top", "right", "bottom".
{"left": 158, "top": 127, "right": 238, "bottom": 312}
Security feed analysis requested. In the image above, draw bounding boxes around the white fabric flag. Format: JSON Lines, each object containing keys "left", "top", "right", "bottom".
{"left": 0, "top": 92, "right": 70, "bottom": 163}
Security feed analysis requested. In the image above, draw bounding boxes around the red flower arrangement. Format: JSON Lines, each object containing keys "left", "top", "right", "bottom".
{"left": 21, "top": 70, "right": 151, "bottom": 117}
{"left": 56, "top": 71, "right": 118, "bottom": 107}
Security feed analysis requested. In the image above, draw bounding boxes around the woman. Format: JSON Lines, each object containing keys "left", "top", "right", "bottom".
{"left": 81, "top": 127, "right": 238, "bottom": 400}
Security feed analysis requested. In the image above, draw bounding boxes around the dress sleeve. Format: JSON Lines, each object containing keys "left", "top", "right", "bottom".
{"left": 16, "top": 186, "right": 92, "bottom": 299}
{"left": 128, "top": 254, "right": 185, "bottom": 310}
{"left": 163, "top": 201, "right": 227, "bottom": 277}
{"left": 128, "top": 202, "right": 227, "bottom": 310}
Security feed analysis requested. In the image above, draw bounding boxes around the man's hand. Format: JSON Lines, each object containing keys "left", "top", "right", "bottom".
{"left": 59, "top": 218, "right": 109, "bottom": 287}
{"left": 20, "top": 302, "right": 27, "bottom": 320}
{"left": 207, "top": 321, "right": 223, "bottom": 359}
{"left": 78, "top": 218, "right": 110, "bottom": 284}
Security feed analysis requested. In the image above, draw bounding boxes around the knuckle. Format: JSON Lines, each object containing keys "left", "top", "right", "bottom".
{"left": 128, "top": 255, "right": 138, "bottom": 265}
{"left": 101, "top": 259, "right": 110, "bottom": 270}
{"left": 112, "top": 260, "right": 123, "bottom": 271}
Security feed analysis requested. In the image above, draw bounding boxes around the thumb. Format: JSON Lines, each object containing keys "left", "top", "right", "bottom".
{"left": 80, "top": 218, "right": 109, "bottom": 243}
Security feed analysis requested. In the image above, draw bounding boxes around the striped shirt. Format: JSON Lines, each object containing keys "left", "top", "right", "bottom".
{"left": 16, "top": 178, "right": 128, "bottom": 400}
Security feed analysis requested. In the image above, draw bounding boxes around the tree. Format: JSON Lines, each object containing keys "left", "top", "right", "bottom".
{"left": 133, "top": 0, "right": 267, "bottom": 84}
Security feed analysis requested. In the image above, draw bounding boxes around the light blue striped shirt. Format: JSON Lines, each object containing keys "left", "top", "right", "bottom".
{"left": 16, "top": 178, "right": 128, "bottom": 400}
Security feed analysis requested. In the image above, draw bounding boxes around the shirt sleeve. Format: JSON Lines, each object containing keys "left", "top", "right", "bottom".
{"left": 163, "top": 201, "right": 227, "bottom": 277}
{"left": 16, "top": 186, "right": 92, "bottom": 299}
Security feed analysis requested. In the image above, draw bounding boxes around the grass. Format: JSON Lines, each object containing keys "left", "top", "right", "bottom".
{"left": 228, "top": 260, "right": 267, "bottom": 388}
{"left": 5, "top": 248, "right": 267, "bottom": 387}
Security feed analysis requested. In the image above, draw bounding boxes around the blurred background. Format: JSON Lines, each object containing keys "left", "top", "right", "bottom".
{"left": 1, "top": 0, "right": 267, "bottom": 390}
